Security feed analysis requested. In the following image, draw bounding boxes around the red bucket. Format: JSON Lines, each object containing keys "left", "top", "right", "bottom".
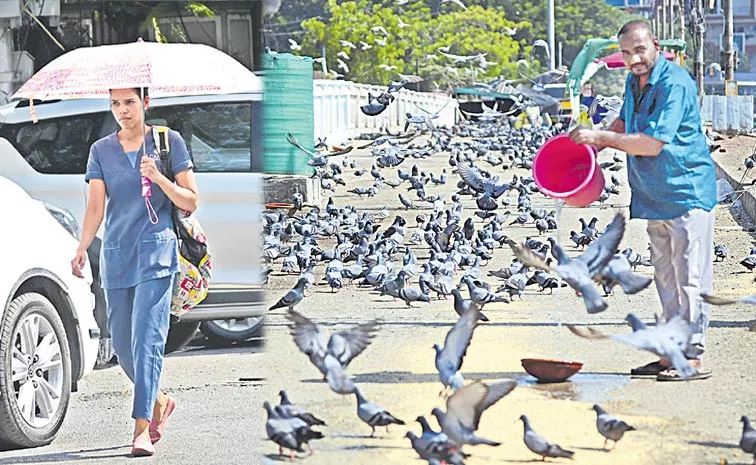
{"left": 532, "top": 134, "right": 605, "bottom": 207}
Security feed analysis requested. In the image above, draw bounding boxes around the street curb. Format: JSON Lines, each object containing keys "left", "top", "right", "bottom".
{"left": 714, "top": 159, "right": 756, "bottom": 221}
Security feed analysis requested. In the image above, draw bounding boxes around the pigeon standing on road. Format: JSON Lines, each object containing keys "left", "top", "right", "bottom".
{"left": 264, "top": 401, "right": 306, "bottom": 459}
{"left": 592, "top": 404, "right": 635, "bottom": 450}
{"left": 277, "top": 390, "right": 326, "bottom": 427}
{"left": 714, "top": 243, "right": 730, "bottom": 262}
{"left": 269, "top": 277, "right": 308, "bottom": 311}
{"left": 354, "top": 387, "right": 405, "bottom": 436}
{"left": 740, "top": 415, "right": 756, "bottom": 464}
{"left": 451, "top": 288, "right": 489, "bottom": 321}
{"left": 461, "top": 276, "right": 509, "bottom": 307}
{"left": 519, "top": 415, "right": 575, "bottom": 460}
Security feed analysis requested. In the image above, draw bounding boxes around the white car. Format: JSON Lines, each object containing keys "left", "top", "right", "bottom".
{"left": 0, "top": 175, "right": 98, "bottom": 448}
{"left": 0, "top": 93, "right": 266, "bottom": 355}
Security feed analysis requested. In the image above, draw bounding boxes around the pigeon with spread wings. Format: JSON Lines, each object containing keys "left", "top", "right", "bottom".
{"left": 509, "top": 213, "right": 626, "bottom": 314}
{"left": 567, "top": 313, "right": 697, "bottom": 379}
{"left": 431, "top": 379, "right": 517, "bottom": 449}
{"left": 434, "top": 306, "right": 482, "bottom": 397}
{"left": 286, "top": 309, "right": 379, "bottom": 379}
{"left": 702, "top": 293, "right": 756, "bottom": 306}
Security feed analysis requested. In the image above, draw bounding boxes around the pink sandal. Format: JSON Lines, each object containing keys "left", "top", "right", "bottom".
{"left": 131, "top": 435, "right": 156, "bottom": 457}
{"left": 149, "top": 395, "right": 176, "bottom": 444}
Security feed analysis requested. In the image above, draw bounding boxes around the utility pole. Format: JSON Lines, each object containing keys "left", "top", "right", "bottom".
{"left": 692, "top": 0, "right": 705, "bottom": 94}
{"left": 654, "top": 1, "right": 661, "bottom": 37}
{"left": 678, "top": 0, "right": 685, "bottom": 42}
{"left": 547, "top": 0, "right": 555, "bottom": 70}
{"left": 669, "top": 0, "right": 675, "bottom": 39}
{"left": 660, "top": 0, "right": 667, "bottom": 39}
{"left": 723, "top": 0, "right": 735, "bottom": 81}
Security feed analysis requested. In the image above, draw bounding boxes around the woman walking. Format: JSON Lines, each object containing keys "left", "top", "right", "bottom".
{"left": 71, "top": 87, "right": 199, "bottom": 456}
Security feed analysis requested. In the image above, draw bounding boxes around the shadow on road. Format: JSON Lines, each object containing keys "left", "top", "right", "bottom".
{"left": 299, "top": 370, "right": 631, "bottom": 385}
{"left": 0, "top": 445, "right": 130, "bottom": 464}
{"left": 687, "top": 440, "right": 740, "bottom": 449}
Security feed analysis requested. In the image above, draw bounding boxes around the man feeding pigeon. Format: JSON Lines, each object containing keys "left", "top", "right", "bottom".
{"left": 569, "top": 20, "right": 716, "bottom": 381}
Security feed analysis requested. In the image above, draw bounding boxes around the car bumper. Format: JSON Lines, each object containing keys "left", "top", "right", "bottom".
{"left": 67, "top": 278, "right": 99, "bottom": 380}
{"left": 176, "top": 285, "right": 266, "bottom": 322}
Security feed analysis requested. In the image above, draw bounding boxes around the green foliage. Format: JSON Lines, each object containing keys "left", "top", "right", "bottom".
{"left": 290, "top": 0, "right": 639, "bottom": 88}
{"left": 300, "top": 0, "right": 529, "bottom": 87}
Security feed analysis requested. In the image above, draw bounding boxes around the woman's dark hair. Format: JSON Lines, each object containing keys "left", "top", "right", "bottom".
{"left": 108, "top": 87, "right": 149, "bottom": 100}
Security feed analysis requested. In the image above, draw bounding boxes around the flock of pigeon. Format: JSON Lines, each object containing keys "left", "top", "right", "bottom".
{"left": 260, "top": 105, "right": 756, "bottom": 463}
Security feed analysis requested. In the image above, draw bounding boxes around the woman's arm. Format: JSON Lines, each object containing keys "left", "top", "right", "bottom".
{"left": 72, "top": 179, "right": 105, "bottom": 277}
{"left": 77, "top": 180, "right": 106, "bottom": 252}
{"left": 154, "top": 168, "right": 200, "bottom": 213}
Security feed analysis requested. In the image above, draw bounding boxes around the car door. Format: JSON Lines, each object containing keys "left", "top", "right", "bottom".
{"left": 146, "top": 94, "right": 264, "bottom": 286}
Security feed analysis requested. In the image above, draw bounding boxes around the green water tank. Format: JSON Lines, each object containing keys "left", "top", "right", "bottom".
{"left": 262, "top": 52, "right": 315, "bottom": 176}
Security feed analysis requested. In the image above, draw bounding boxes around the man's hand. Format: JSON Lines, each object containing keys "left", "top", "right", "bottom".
{"left": 569, "top": 127, "right": 601, "bottom": 146}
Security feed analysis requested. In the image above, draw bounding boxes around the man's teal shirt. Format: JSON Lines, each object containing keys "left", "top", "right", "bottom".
{"left": 619, "top": 55, "right": 717, "bottom": 220}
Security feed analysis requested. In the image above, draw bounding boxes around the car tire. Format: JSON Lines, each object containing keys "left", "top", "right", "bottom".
{"left": 164, "top": 321, "right": 200, "bottom": 354}
{"left": 200, "top": 317, "right": 265, "bottom": 347}
{"left": 0, "top": 293, "right": 72, "bottom": 449}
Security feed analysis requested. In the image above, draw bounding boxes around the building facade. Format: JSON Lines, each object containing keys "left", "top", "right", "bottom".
{"left": 705, "top": 0, "right": 756, "bottom": 72}
{"left": 0, "top": 0, "right": 279, "bottom": 104}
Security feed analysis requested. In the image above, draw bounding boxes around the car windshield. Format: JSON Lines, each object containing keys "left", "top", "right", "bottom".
{"left": 543, "top": 86, "right": 566, "bottom": 100}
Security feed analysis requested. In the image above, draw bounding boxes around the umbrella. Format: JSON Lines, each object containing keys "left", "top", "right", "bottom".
{"left": 596, "top": 50, "right": 676, "bottom": 69}
{"left": 12, "top": 38, "right": 262, "bottom": 101}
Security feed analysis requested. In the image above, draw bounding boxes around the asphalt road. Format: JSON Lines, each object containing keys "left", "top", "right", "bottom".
{"left": 0, "top": 335, "right": 267, "bottom": 465}
{"left": 3, "top": 132, "right": 756, "bottom": 465}
{"left": 256, "top": 134, "right": 756, "bottom": 465}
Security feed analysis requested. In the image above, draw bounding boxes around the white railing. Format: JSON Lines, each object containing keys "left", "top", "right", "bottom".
{"left": 313, "top": 80, "right": 458, "bottom": 142}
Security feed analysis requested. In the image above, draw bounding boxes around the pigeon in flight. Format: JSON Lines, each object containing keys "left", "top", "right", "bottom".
{"left": 431, "top": 379, "right": 517, "bottom": 449}
{"left": 567, "top": 313, "right": 698, "bottom": 379}
{"left": 435, "top": 306, "right": 482, "bottom": 397}
{"left": 509, "top": 213, "right": 626, "bottom": 314}
{"left": 286, "top": 309, "right": 379, "bottom": 378}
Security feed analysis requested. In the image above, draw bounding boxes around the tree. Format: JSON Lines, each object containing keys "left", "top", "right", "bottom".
{"left": 300, "top": 0, "right": 528, "bottom": 87}
{"left": 490, "top": 0, "right": 637, "bottom": 68}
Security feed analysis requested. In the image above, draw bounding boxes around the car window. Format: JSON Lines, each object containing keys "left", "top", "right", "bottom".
{"left": 147, "top": 102, "right": 252, "bottom": 172}
{"left": 0, "top": 113, "right": 103, "bottom": 174}
{"left": 542, "top": 86, "right": 566, "bottom": 100}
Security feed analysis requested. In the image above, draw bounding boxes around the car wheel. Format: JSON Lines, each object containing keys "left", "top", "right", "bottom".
{"left": 0, "top": 293, "right": 71, "bottom": 449}
{"left": 200, "top": 317, "right": 264, "bottom": 346}
{"left": 164, "top": 321, "right": 200, "bottom": 354}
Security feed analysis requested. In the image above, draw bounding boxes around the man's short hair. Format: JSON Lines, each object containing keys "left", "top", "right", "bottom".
{"left": 618, "top": 20, "right": 654, "bottom": 39}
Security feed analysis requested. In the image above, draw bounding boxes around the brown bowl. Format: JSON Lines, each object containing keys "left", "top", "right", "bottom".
{"left": 521, "top": 358, "right": 583, "bottom": 383}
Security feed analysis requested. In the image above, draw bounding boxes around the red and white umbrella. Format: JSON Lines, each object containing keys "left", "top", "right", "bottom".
{"left": 12, "top": 38, "right": 262, "bottom": 101}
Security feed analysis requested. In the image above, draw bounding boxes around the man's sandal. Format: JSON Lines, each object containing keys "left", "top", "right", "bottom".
{"left": 630, "top": 361, "right": 668, "bottom": 378}
{"left": 656, "top": 368, "right": 712, "bottom": 382}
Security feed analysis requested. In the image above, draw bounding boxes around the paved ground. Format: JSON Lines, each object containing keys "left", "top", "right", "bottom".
{"left": 257, "top": 132, "right": 756, "bottom": 465}
{"left": 0, "top": 335, "right": 267, "bottom": 465}
{"left": 2, "top": 131, "right": 755, "bottom": 465}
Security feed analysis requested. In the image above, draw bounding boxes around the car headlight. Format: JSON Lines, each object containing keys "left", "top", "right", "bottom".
{"left": 43, "top": 202, "right": 81, "bottom": 240}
